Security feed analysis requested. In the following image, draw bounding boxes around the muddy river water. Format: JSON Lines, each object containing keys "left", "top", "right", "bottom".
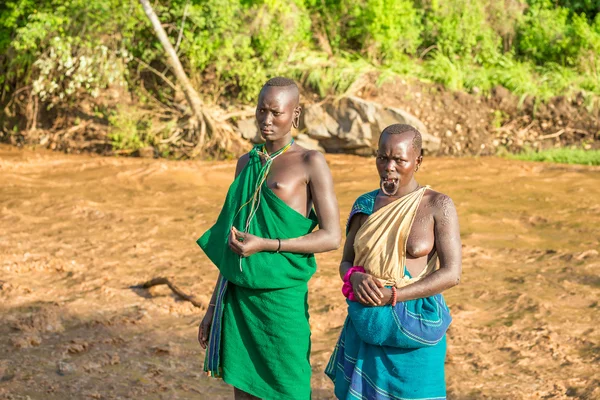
{"left": 1, "top": 144, "right": 599, "bottom": 399}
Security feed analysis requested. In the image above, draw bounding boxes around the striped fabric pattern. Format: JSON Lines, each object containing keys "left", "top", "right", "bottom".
{"left": 204, "top": 275, "right": 228, "bottom": 376}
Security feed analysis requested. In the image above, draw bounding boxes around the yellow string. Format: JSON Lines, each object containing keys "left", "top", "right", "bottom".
{"left": 234, "top": 140, "right": 294, "bottom": 271}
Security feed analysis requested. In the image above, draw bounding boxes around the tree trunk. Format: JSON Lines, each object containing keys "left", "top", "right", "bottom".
{"left": 139, "top": 0, "right": 209, "bottom": 145}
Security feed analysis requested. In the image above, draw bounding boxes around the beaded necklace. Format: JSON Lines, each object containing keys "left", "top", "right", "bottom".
{"left": 235, "top": 139, "right": 294, "bottom": 271}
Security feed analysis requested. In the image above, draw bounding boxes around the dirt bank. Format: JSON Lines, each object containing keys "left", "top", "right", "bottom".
{"left": 1, "top": 144, "right": 599, "bottom": 399}
{"left": 362, "top": 79, "right": 600, "bottom": 156}
{"left": 2, "top": 79, "right": 599, "bottom": 158}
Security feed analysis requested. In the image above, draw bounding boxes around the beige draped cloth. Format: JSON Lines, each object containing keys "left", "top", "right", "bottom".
{"left": 353, "top": 186, "right": 438, "bottom": 288}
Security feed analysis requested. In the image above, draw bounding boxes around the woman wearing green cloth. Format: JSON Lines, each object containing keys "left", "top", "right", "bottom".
{"left": 197, "top": 77, "right": 341, "bottom": 400}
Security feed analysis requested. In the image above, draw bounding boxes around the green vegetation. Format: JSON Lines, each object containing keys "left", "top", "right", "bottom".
{"left": 2, "top": 0, "right": 600, "bottom": 101}
{"left": 1, "top": 0, "right": 599, "bottom": 151}
{"left": 506, "top": 148, "right": 600, "bottom": 165}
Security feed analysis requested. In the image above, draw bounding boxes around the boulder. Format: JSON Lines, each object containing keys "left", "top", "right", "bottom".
{"left": 386, "top": 107, "right": 429, "bottom": 138}
{"left": 377, "top": 107, "right": 440, "bottom": 153}
{"left": 344, "top": 96, "right": 378, "bottom": 124}
{"left": 419, "top": 131, "right": 441, "bottom": 154}
{"left": 302, "top": 104, "right": 338, "bottom": 140}
{"left": 319, "top": 107, "right": 372, "bottom": 153}
{"left": 294, "top": 134, "right": 325, "bottom": 153}
{"left": 302, "top": 97, "right": 439, "bottom": 155}
{"left": 235, "top": 118, "right": 263, "bottom": 144}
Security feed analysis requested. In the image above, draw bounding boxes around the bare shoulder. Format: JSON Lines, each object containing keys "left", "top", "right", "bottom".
{"left": 348, "top": 212, "right": 369, "bottom": 232}
{"left": 235, "top": 152, "right": 251, "bottom": 177}
{"left": 292, "top": 146, "right": 332, "bottom": 187}
{"left": 237, "top": 152, "right": 251, "bottom": 164}
{"left": 299, "top": 148, "right": 328, "bottom": 168}
{"left": 303, "top": 149, "right": 332, "bottom": 183}
{"left": 424, "top": 189, "right": 457, "bottom": 224}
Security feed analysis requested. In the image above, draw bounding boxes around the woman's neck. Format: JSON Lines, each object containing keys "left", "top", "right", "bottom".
{"left": 264, "top": 134, "right": 293, "bottom": 154}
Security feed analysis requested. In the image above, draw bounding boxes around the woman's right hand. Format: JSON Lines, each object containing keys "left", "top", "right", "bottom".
{"left": 198, "top": 306, "right": 215, "bottom": 349}
{"left": 350, "top": 272, "right": 384, "bottom": 306}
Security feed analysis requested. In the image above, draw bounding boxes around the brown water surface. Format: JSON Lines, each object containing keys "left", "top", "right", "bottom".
{"left": 1, "top": 144, "right": 599, "bottom": 399}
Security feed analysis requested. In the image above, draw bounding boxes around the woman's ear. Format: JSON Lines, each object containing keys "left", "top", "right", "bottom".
{"left": 293, "top": 106, "right": 302, "bottom": 129}
{"left": 415, "top": 155, "right": 423, "bottom": 172}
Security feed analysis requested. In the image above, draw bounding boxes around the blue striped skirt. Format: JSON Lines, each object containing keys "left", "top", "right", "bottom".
{"left": 325, "top": 292, "right": 451, "bottom": 400}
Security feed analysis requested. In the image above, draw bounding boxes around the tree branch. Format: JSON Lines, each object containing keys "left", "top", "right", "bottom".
{"left": 131, "top": 277, "right": 205, "bottom": 308}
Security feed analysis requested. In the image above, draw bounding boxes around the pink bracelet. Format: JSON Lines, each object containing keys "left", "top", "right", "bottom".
{"left": 342, "top": 266, "right": 365, "bottom": 301}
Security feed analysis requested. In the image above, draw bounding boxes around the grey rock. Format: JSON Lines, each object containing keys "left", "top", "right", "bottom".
{"left": 319, "top": 107, "right": 370, "bottom": 153}
{"left": 420, "top": 131, "right": 441, "bottom": 154}
{"left": 324, "top": 111, "right": 340, "bottom": 137}
{"left": 303, "top": 105, "right": 338, "bottom": 139}
{"left": 57, "top": 361, "right": 77, "bottom": 376}
{"left": 373, "top": 106, "right": 440, "bottom": 154}
{"left": 235, "top": 118, "right": 262, "bottom": 143}
{"left": 372, "top": 108, "right": 404, "bottom": 136}
{"left": 294, "top": 134, "right": 325, "bottom": 153}
{"left": 386, "top": 107, "right": 429, "bottom": 136}
{"left": 339, "top": 98, "right": 439, "bottom": 155}
{"left": 345, "top": 96, "right": 378, "bottom": 124}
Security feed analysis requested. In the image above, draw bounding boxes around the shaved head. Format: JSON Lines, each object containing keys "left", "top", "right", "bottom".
{"left": 380, "top": 124, "right": 422, "bottom": 155}
{"left": 265, "top": 76, "right": 297, "bottom": 87}
{"left": 261, "top": 76, "right": 300, "bottom": 106}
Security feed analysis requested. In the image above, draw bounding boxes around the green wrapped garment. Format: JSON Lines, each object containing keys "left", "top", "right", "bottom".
{"left": 197, "top": 146, "right": 318, "bottom": 399}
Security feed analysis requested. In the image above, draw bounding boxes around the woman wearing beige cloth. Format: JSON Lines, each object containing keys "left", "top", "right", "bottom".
{"left": 326, "top": 124, "right": 462, "bottom": 400}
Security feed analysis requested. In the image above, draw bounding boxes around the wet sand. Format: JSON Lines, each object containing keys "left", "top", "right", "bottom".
{"left": 1, "top": 144, "right": 599, "bottom": 399}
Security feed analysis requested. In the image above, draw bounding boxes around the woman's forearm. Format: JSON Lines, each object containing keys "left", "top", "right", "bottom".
{"left": 396, "top": 267, "right": 460, "bottom": 302}
{"left": 348, "top": 267, "right": 459, "bottom": 307}
{"left": 261, "top": 228, "right": 341, "bottom": 255}
{"left": 339, "top": 261, "right": 353, "bottom": 280}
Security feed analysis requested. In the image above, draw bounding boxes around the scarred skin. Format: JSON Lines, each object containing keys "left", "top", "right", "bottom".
{"left": 197, "top": 84, "right": 341, "bottom": 400}
{"left": 340, "top": 131, "right": 462, "bottom": 307}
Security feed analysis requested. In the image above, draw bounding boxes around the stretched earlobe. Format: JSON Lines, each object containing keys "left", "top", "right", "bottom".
{"left": 415, "top": 156, "right": 423, "bottom": 172}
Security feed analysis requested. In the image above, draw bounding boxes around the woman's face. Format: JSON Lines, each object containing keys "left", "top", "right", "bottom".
{"left": 255, "top": 86, "right": 300, "bottom": 142}
{"left": 375, "top": 132, "right": 422, "bottom": 196}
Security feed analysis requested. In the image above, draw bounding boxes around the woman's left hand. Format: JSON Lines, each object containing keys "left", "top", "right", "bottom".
{"left": 228, "top": 226, "right": 265, "bottom": 258}
{"left": 350, "top": 272, "right": 384, "bottom": 306}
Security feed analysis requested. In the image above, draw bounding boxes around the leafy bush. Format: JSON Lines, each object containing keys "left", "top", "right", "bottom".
{"left": 485, "top": 0, "right": 527, "bottom": 52}
{"left": 557, "top": 0, "right": 600, "bottom": 20}
{"left": 182, "top": 0, "right": 311, "bottom": 101}
{"left": 286, "top": 51, "right": 376, "bottom": 96}
{"left": 517, "top": 1, "right": 576, "bottom": 65}
{"left": 421, "top": 0, "right": 501, "bottom": 61}
{"left": 1, "top": 0, "right": 146, "bottom": 103}
{"left": 32, "top": 37, "right": 130, "bottom": 104}
{"left": 423, "top": 51, "right": 467, "bottom": 91}
{"left": 345, "top": 0, "right": 423, "bottom": 63}
{"left": 571, "top": 13, "right": 600, "bottom": 86}
{"left": 108, "top": 106, "right": 153, "bottom": 151}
